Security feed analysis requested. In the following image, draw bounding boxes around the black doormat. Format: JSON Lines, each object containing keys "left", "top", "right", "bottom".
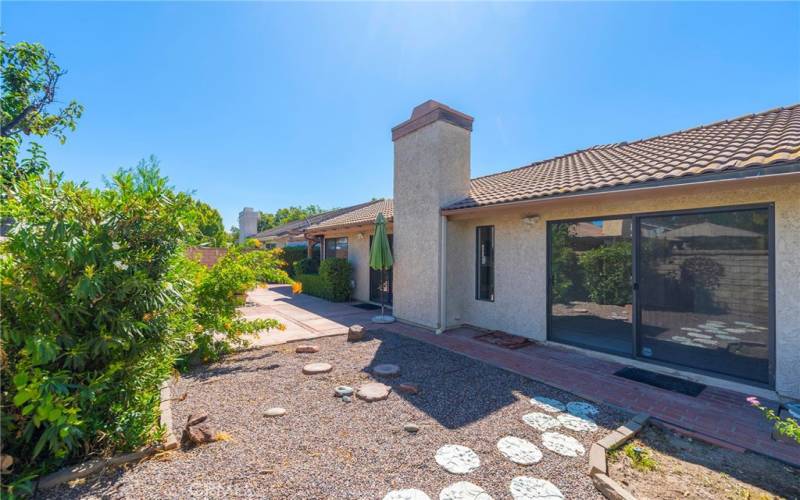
{"left": 352, "top": 303, "right": 381, "bottom": 310}
{"left": 614, "top": 367, "right": 706, "bottom": 397}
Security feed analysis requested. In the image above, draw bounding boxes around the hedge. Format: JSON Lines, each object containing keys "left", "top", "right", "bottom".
{"left": 296, "top": 258, "right": 353, "bottom": 302}
{"left": 296, "top": 273, "right": 331, "bottom": 300}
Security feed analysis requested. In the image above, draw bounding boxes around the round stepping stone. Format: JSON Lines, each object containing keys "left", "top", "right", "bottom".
{"left": 509, "top": 477, "right": 564, "bottom": 500}
{"left": 334, "top": 386, "right": 354, "bottom": 397}
{"left": 541, "top": 432, "right": 585, "bottom": 457}
{"left": 497, "top": 436, "right": 543, "bottom": 465}
{"left": 302, "top": 362, "right": 332, "bottom": 375}
{"left": 264, "top": 407, "right": 286, "bottom": 417}
{"left": 435, "top": 444, "right": 480, "bottom": 474}
{"left": 383, "top": 489, "right": 431, "bottom": 500}
{"left": 522, "top": 412, "right": 561, "bottom": 432}
{"left": 373, "top": 363, "right": 401, "bottom": 377}
{"left": 295, "top": 344, "right": 319, "bottom": 353}
{"left": 530, "top": 396, "right": 565, "bottom": 413}
{"left": 565, "top": 401, "right": 599, "bottom": 418}
{"left": 439, "top": 481, "right": 493, "bottom": 500}
{"left": 556, "top": 413, "right": 597, "bottom": 432}
{"left": 356, "top": 382, "right": 391, "bottom": 402}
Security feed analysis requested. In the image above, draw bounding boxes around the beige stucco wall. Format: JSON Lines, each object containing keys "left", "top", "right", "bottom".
{"left": 444, "top": 178, "right": 800, "bottom": 398}
{"left": 318, "top": 227, "right": 393, "bottom": 303}
{"left": 393, "top": 120, "right": 471, "bottom": 328}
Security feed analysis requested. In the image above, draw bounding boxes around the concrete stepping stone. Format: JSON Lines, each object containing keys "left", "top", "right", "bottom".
{"left": 565, "top": 401, "right": 599, "bottom": 418}
{"left": 435, "top": 444, "right": 480, "bottom": 474}
{"left": 541, "top": 432, "right": 585, "bottom": 457}
{"left": 373, "top": 363, "right": 401, "bottom": 377}
{"left": 383, "top": 489, "right": 431, "bottom": 500}
{"left": 264, "top": 407, "right": 286, "bottom": 417}
{"left": 295, "top": 344, "right": 319, "bottom": 353}
{"left": 556, "top": 413, "right": 597, "bottom": 432}
{"left": 509, "top": 477, "right": 564, "bottom": 500}
{"left": 687, "top": 332, "right": 712, "bottom": 339}
{"left": 522, "top": 412, "right": 561, "bottom": 432}
{"left": 302, "top": 362, "right": 332, "bottom": 375}
{"left": 530, "top": 396, "right": 565, "bottom": 413}
{"left": 725, "top": 328, "right": 748, "bottom": 334}
{"left": 333, "top": 386, "right": 354, "bottom": 397}
{"left": 439, "top": 481, "right": 493, "bottom": 500}
{"left": 356, "top": 382, "right": 391, "bottom": 402}
{"left": 497, "top": 436, "right": 543, "bottom": 465}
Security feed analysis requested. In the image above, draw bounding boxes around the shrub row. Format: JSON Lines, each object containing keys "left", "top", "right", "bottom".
{"left": 296, "top": 258, "right": 352, "bottom": 302}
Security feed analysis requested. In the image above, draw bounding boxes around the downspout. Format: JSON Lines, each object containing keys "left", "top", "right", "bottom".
{"left": 436, "top": 214, "right": 448, "bottom": 334}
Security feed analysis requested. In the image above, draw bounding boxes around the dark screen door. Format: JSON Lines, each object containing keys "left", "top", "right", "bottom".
{"left": 369, "top": 235, "right": 393, "bottom": 305}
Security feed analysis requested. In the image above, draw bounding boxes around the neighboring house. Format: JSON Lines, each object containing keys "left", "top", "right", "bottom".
{"left": 253, "top": 100, "right": 800, "bottom": 400}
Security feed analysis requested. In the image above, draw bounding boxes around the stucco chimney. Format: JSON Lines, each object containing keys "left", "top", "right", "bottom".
{"left": 238, "top": 207, "right": 260, "bottom": 244}
{"left": 391, "top": 100, "right": 473, "bottom": 328}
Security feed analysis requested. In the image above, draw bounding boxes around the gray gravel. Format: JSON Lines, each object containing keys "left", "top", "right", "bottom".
{"left": 43, "top": 330, "right": 628, "bottom": 499}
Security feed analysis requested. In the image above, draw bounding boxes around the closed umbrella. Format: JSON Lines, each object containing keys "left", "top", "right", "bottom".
{"left": 369, "top": 212, "right": 395, "bottom": 323}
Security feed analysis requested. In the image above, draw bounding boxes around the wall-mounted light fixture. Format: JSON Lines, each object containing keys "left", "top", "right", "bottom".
{"left": 521, "top": 215, "right": 540, "bottom": 226}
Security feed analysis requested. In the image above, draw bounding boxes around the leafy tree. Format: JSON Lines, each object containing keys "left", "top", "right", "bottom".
{"left": 257, "top": 204, "right": 325, "bottom": 232}
{"left": 179, "top": 194, "right": 226, "bottom": 247}
{"left": 1, "top": 37, "right": 83, "bottom": 190}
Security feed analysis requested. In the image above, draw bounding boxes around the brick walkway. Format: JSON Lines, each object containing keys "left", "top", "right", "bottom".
{"left": 249, "top": 285, "right": 800, "bottom": 467}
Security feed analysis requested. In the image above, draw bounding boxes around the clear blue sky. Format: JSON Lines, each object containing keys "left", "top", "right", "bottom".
{"left": 4, "top": 2, "right": 799, "bottom": 228}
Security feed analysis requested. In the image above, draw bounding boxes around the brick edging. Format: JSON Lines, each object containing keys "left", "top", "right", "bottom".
{"left": 35, "top": 377, "right": 179, "bottom": 491}
{"left": 588, "top": 413, "right": 649, "bottom": 500}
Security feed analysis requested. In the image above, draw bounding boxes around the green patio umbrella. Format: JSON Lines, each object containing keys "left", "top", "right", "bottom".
{"left": 369, "top": 212, "right": 395, "bottom": 323}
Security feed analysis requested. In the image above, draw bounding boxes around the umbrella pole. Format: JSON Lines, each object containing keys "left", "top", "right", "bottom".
{"left": 381, "top": 268, "right": 385, "bottom": 317}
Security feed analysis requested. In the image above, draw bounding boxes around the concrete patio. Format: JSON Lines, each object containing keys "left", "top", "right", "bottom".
{"left": 243, "top": 285, "right": 799, "bottom": 467}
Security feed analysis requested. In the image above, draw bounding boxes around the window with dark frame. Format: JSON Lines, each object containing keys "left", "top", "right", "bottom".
{"left": 324, "top": 237, "right": 348, "bottom": 260}
{"left": 476, "top": 226, "right": 495, "bottom": 301}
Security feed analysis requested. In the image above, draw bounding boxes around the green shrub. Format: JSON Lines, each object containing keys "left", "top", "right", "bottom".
{"left": 296, "top": 273, "right": 331, "bottom": 300}
{"left": 319, "top": 258, "right": 352, "bottom": 302}
{"left": 281, "top": 246, "right": 307, "bottom": 277}
{"left": 578, "top": 241, "right": 633, "bottom": 306}
{"left": 293, "top": 257, "right": 319, "bottom": 277}
{"left": 239, "top": 248, "right": 293, "bottom": 284}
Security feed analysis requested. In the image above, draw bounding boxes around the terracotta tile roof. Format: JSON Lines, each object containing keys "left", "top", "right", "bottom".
{"left": 254, "top": 201, "right": 380, "bottom": 240}
{"left": 446, "top": 104, "right": 800, "bottom": 210}
{"left": 306, "top": 199, "right": 393, "bottom": 232}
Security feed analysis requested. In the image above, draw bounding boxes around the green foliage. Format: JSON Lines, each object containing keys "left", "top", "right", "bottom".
{"left": 550, "top": 223, "right": 583, "bottom": 303}
{"left": 578, "top": 241, "right": 633, "bottom": 306}
{"left": 293, "top": 257, "right": 319, "bottom": 277}
{"left": 281, "top": 246, "right": 308, "bottom": 277}
{"left": 748, "top": 397, "right": 800, "bottom": 444}
{"left": 319, "top": 258, "right": 352, "bottom": 302}
{"left": 296, "top": 273, "right": 331, "bottom": 300}
{"left": 238, "top": 249, "right": 293, "bottom": 285}
{"left": 257, "top": 204, "right": 325, "bottom": 232}
{"left": 1, "top": 37, "right": 83, "bottom": 192}
{"left": 179, "top": 193, "right": 226, "bottom": 247}
{"left": 623, "top": 443, "right": 657, "bottom": 471}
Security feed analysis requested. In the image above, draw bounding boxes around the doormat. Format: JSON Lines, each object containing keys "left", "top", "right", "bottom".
{"left": 474, "top": 330, "right": 533, "bottom": 350}
{"left": 352, "top": 303, "right": 381, "bottom": 311}
{"left": 614, "top": 367, "right": 706, "bottom": 397}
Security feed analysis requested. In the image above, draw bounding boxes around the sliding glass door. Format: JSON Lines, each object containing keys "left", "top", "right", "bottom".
{"left": 548, "top": 205, "right": 773, "bottom": 386}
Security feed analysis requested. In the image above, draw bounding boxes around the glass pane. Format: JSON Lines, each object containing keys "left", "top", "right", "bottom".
{"left": 638, "top": 208, "right": 770, "bottom": 383}
{"left": 476, "top": 226, "right": 494, "bottom": 301}
{"left": 549, "top": 219, "right": 633, "bottom": 355}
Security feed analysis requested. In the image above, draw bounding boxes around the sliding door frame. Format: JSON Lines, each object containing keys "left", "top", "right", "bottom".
{"left": 546, "top": 202, "right": 775, "bottom": 389}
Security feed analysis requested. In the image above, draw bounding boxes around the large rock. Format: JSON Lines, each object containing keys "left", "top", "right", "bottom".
{"left": 295, "top": 344, "right": 320, "bottom": 354}
{"left": 302, "top": 362, "right": 332, "bottom": 375}
{"left": 264, "top": 407, "right": 286, "bottom": 417}
{"left": 182, "top": 422, "right": 215, "bottom": 446}
{"left": 356, "top": 382, "right": 391, "bottom": 402}
{"left": 347, "top": 324, "right": 365, "bottom": 342}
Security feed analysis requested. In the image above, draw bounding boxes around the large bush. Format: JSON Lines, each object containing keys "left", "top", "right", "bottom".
{"left": 293, "top": 257, "right": 319, "bottom": 277}
{"left": 239, "top": 248, "right": 293, "bottom": 284}
{"left": 295, "top": 273, "right": 331, "bottom": 300}
{"left": 281, "top": 246, "right": 307, "bottom": 277}
{"left": 319, "top": 258, "right": 352, "bottom": 302}
{"left": 578, "top": 241, "right": 633, "bottom": 306}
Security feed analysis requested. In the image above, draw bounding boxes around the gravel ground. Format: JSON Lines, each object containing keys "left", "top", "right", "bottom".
{"left": 44, "top": 330, "right": 629, "bottom": 499}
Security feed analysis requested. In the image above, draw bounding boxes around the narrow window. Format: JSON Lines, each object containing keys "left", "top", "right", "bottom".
{"left": 476, "top": 226, "right": 494, "bottom": 301}
{"left": 324, "top": 237, "right": 348, "bottom": 260}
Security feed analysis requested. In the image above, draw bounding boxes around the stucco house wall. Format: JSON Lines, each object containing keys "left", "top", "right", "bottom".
{"left": 318, "top": 226, "right": 393, "bottom": 304}
{"left": 444, "top": 178, "right": 800, "bottom": 398}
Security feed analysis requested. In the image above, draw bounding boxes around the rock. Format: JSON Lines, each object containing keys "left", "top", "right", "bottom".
{"left": 440, "top": 481, "right": 493, "bottom": 500}
{"left": 264, "top": 407, "right": 286, "bottom": 417}
{"left": 509, "top": 477, "right": 564, "bottom": 499}
{"left": 342, "top": 395, "right": 352, "bottom": 403}
{"left": 186, "top": 412, "right": 209, "bottom": 427}
{"left": 347, "top": 324, "right": 365, "bottom": 342}
{"left": 295, "top": 344, "right": 319, "bottom": 354}
{"left": 398, "top": 383, "right": 419, "bottom": 395}
{"left": 434, "top": 444, "right": 480, "bottom": 474}
{"left": 403, "top": 423, "right": 419, "bottom": 433}
{"left": 372, "top": 363, "right": 400, "bottom": 377}
{"left": 572, "top": 308, "right": 589, "bottom": 314}
{"left": 302, "top": 362, "right": 332, "bottom": 375}
{"left": 382, "top": 489, "right": 431, "bottom": 500}
{"left": 541, "top": 432, "right": 586, "bottom": 457}
{"left": 497, "top": 436, "right": 543, "bottom": 465}
{"left": 356, "top": 382, "right": 392, "bottom": 402}
{"left": 334, "top": 386, "right": 354, "bottom": 397}
{"left": 182, "top": 423, "right": 215, "bottom": 446}
{"left": 522, "top": 412, "right": 561, "bottom": 432}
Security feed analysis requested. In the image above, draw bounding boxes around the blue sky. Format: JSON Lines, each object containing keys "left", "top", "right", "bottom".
{"left": 4, "top": 2, "right": 799, "bottom": 228}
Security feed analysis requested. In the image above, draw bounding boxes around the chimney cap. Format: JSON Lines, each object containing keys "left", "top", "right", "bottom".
{"left": 392, "top": 100, "right": 474, "bottom": 141}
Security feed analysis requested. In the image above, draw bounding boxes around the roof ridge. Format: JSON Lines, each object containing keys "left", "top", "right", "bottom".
{"left": 469, "top": 103, "right": 800, "bottom": 183}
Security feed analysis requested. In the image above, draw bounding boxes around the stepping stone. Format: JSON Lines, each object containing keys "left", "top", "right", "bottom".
{"left": 333, "top": 386, "right": 354, "bottom": 397}
{"left": 530, "top": 396, "right": 565, "bottom": 413}
{"left": 435, "top": 445, "right": 480, "bottom": 474}
{"left": 734, "top": 321, "right": 755, "bottom": 327}
{"left": 566, "top": 401, "right": 599, "bottom": 418}
{"left": 383, "top": 489, "right": 431, "bottom": 500}
{"left": 440, "top": 481, "right": 493, "bottom": 500}
{"left": 522, "top": 412, "right": 561, "bottom": 432}
{"left": 556, "top": 413, "right": 597, "bottom": 432}
{"left": 302, "top": 362, "right": 332, "bottom": 375}
{"left": 509, "top": 477, "right": 564, "bottom": 500}
{"left": 398, "top": 383, "right": 420, "bottom": 394}
{"left": 404, "top": 423, "right": 419, "bottom": 433}
{"left": 356, "top": 382, "right": 391, "bottom": 402}
{"left": 687, "top": 332, "right": 712, "bottom": 339}
{"left": 295, "top": 344, "right": 319, "bottom": 353}
{"left": 541, "top": 432, "right": 585, "bottom": 457}
{"left": 497, "top": 436, "right": 543, "bottom": 465}
{"left": 264, "top": 407, "right": 286, "bottom": 417}
{"left": 725, "top": 328, "right": 748, "bottom": 334}
{"left": 373, "top": 363, "right": 401, "bottom": 377}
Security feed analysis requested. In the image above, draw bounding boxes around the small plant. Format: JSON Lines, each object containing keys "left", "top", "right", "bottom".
{"left": 623, "top": 443, "right": 657, "bottom": 471}
{"left": 747, "top": 396, "right": 800, "bottom": 444}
